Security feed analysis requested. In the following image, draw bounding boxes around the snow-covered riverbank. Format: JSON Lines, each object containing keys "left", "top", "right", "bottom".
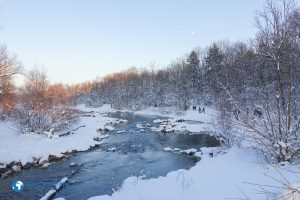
{"left": 88, "top": 146, "right": 299, "bottom": 200}
{"left": 0, "top": 104, "right": 117, "bottom": 177}
{"left": 134, "top": 106, "right": 217, "bottom": 134}
{"left": 135, "top": 106, "right": 217, "bottom": 123}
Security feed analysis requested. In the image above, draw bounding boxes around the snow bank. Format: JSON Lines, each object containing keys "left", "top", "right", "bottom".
{"left": 150, "top": 118, "right": 213, "bottom": 133}
{"left": 0, "top": 104, "right": 119, "bottom": 167}
{"left": 163, "top": 147, "right": 202, "bottom": 157}
{"left": 88, "top": 147, "right": 299, "bottom": 200}
{"left": 136, "top": 106, "right": 217, "bottom": 124}
{"left": 135, "top": 106, "right": 218, "bottom": 134}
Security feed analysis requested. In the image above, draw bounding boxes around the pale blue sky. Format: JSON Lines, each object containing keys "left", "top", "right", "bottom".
{"left": 0, "top": 0, "right": 274, "bottom": 84}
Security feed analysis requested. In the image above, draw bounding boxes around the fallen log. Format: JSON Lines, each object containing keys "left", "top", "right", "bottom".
{"left": 39, "top": 164, "right": 83, "bottom": 200}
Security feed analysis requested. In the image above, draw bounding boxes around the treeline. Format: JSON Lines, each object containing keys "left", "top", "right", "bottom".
{"left": 79, "top": 41, "right": 261, "bottom": 111}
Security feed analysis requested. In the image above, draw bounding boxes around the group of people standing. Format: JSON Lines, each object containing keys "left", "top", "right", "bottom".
{"left": 192, "top": 106, "right": 205, "bottom": 113}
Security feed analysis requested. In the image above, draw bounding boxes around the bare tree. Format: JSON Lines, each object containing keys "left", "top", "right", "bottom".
{"left": 0, "top": 46, "right": 21, "bottom": 113}
{"left": 21, "top": 68, "right": 49, "bottom": 110}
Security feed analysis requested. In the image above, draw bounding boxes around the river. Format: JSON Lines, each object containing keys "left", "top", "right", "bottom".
{"left": 0, "top": 112, "right": 219, "bottom": 200}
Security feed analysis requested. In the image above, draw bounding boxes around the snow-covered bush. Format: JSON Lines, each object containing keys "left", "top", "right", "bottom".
{"left": 11, "top": 68, "right": 76, "bottom": 135}
{"left": 12, "top": 106, "right": 76, "bottom": 134}
{"left": 236, "top": 107, "right": 300, "bottom": 163}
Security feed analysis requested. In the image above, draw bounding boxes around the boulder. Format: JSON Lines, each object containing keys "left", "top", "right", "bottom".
{"left": 70, "top": 162, "right": 78, "bottom": 167}
{"left": 1, "top": 170, "right": 12, "bottom": 178}
{"left": 104, "top": 126, "right": 114, "bottom": 131}
{"left": 71, "top": 149, "right": 78, "bottom": 153}
{"left": 40, "top": 163, "right": 50, "bottom": 169}
{"left": 108, "top": 147, "right": 117, "bottom": 152}
{"left": 96, "top": 128, "right": 103, "bottom": 132}
{"left": 48, "top": 155, "right": 62, "bottom": 162}
{"left": 188, "top": 152, "right": 195, "bottom": 156}
{"left": 93, "top": 136, "right": 102, "bottom": 141}
{"left": 12, "top": 165, "right": 21, "bottom": 172}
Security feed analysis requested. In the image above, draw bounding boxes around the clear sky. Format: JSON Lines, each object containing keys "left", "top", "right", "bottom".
{"left": 0, "top": 0, "right": 277, "bottom": 84}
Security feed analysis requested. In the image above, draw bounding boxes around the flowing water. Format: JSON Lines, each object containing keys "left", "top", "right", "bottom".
{"left": 0, "top": 112, "right": 219, "bottom": 200}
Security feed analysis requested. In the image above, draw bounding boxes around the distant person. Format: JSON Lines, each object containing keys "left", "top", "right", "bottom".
{"left": 193, "top": 106, "right": 196, "bottom": 111}
{"left": 198, "top": 107, "right": 202, "bottom": 113}
{"left": 202, "top": 107, "right": 205, "bottom": 113}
